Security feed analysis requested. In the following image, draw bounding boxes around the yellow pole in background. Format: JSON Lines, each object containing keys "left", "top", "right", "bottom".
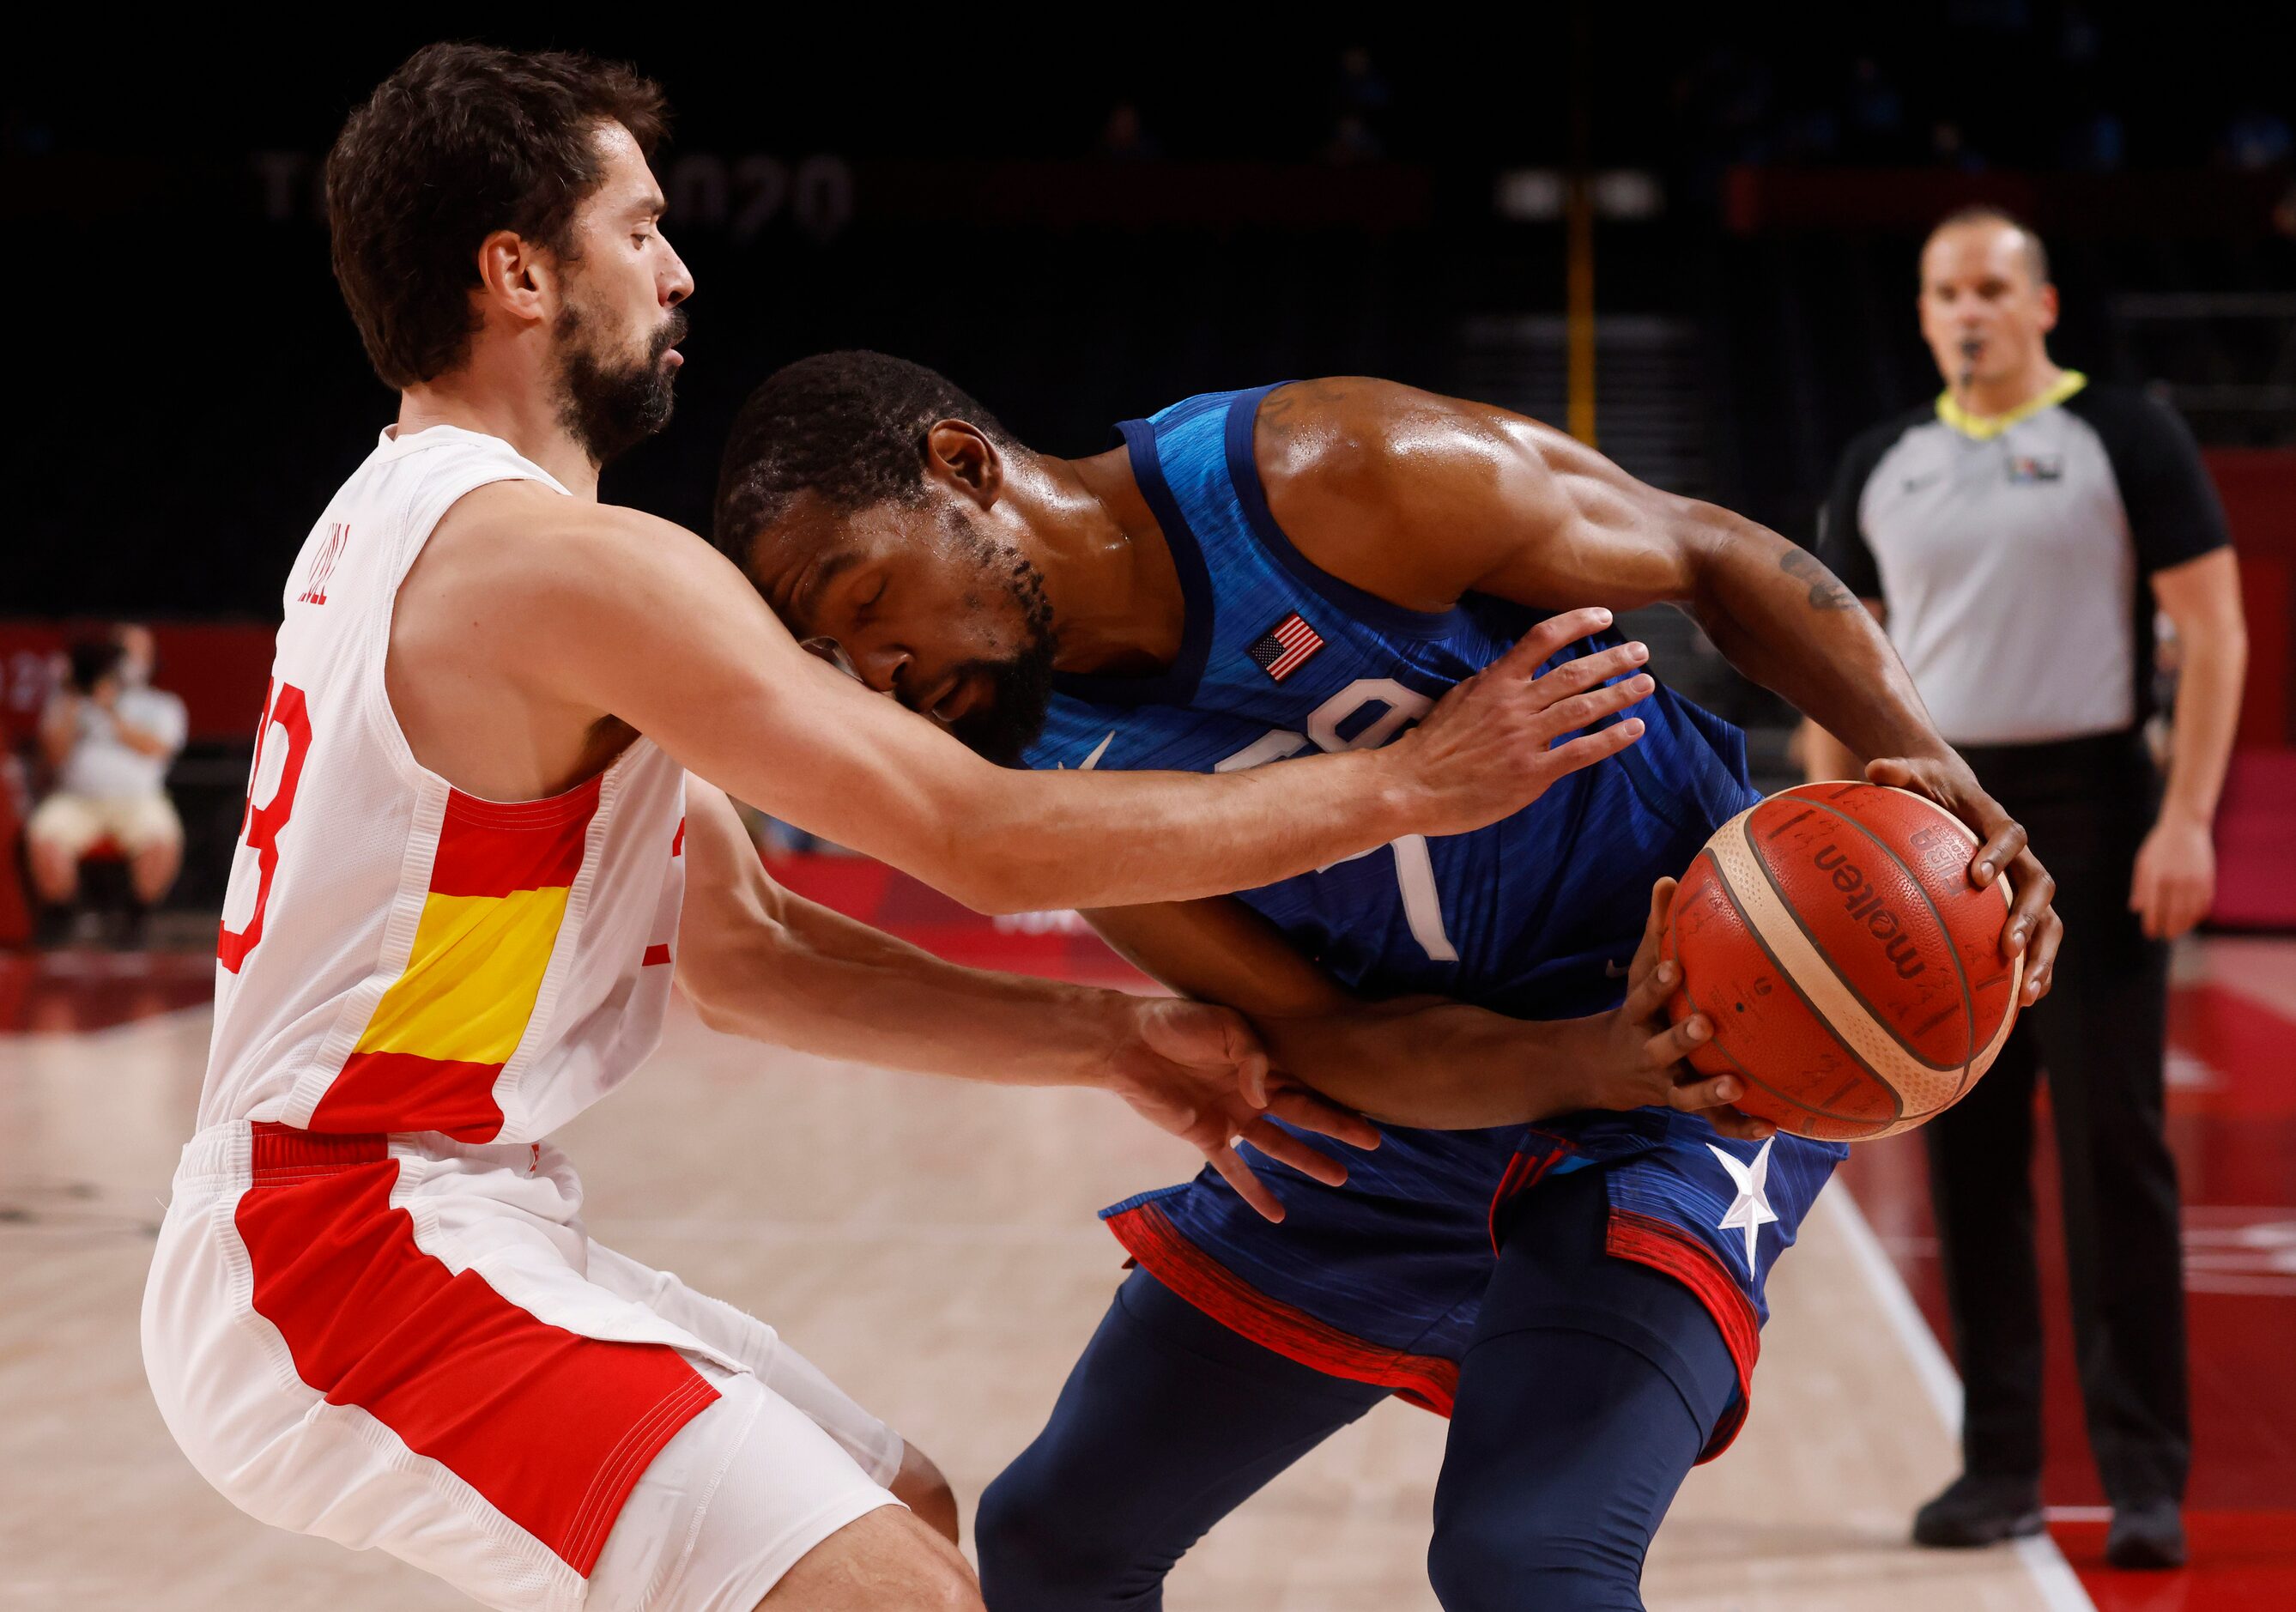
{"left": 1565, "top": 4, "right": 1596, "bottom": 447}
{"left": 1566, "top": 176, "right": 1596, "bottom": 447}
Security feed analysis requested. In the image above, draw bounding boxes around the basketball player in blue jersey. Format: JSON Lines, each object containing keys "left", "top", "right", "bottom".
{"left": 712, "top": 355, "right": 2063, "bottom": 1611}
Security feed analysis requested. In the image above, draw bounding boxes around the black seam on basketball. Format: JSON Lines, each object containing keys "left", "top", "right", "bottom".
{"left": 1695, "top": 854, "right": 1902, "bottom": 1126}
{"left": 1740, "top": 803, "right": 1964, "bottom": 1077}
{"left": 1795, "top": 797, "right": 1981, "bottom": 1088}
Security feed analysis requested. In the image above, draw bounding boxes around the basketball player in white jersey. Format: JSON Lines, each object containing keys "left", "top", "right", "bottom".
{"left": 140, "top": 45, "right": 1680, "bottom": 1612}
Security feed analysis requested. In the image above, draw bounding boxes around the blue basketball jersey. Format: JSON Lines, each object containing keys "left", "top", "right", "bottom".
{"left": 1025, "top": 385, "right": 1842, "bottom": 1379}
{"left": 1025, "top": 383, "right": 1755, "bottom": 1020}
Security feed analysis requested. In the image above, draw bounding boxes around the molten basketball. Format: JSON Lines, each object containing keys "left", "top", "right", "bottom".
{"left": 1662, "top": 781, "right": 2020, "bottom": 1142}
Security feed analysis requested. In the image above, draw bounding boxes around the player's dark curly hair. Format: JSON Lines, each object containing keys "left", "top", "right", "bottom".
{"left": 712, "top": 351, "right": 1012, "bottom": 569}
{"left": 326, "top": 43, "right": 669, "bottom": 389}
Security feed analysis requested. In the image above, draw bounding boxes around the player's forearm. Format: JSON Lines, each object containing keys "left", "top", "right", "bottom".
{"left": 656, "top": 636, "right": 1422, "bottom": 916}
{"left": 1687, "top": 513, "right": 1946, "bottom": 764}
{"left": 572, "top": 518, "right": 1609, "bottom": 917}
{"left": 1254, "top": 1002, "right": 1600, "bottom": 1130}
{"left": 945, "top": 749, "right": 1417, "bottom": 914}
{"left": 2160, "top": 624, "right": 2246, "bottom": 827}
{"left": 684, "top": 898, "right": 1134, "bottom": 1088}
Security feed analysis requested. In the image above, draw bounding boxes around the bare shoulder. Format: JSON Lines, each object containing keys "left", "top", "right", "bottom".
{"left": 1254, "top": 379, "right": 1511, "bottom": 493}
{"left": 423, "top": 482, "right": 700, "bottom": 589}
{"left": 1251, "top": 378, "right": 1572, "bottom": 610}
{"left": 408, "top": 485, "right": 758, "bottom": 653}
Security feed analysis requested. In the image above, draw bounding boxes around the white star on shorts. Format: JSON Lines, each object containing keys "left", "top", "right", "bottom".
{"left": 1708, "top": 1136, "right": 1779, "bottom": 1272}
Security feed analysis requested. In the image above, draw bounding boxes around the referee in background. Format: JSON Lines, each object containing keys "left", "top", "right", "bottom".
{"left": 1806, "top": 207, "right": 2246, "bottom": 1570}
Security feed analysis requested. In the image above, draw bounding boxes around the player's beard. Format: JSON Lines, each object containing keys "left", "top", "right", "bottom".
{"left": 942, "top": 512, "right": 1060, "bottom": 767}
{"left": 553, "top": 300, "right": 687, "bottom": 467}
{"left": 945, "top": 633, "right": 1057, "bottom": 767}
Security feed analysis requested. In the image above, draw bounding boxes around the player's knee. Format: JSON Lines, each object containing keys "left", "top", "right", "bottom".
{"left": 973, "top": 1460, "right": 1058, "bottom": 1591}
{"left": 975, "top": 1455, "right": 1120, "bottom": 1607}
{"left": 1427, "top": 1510, "right": 1645, "bottom": 1612}
{"left": 889, "top": 1440, "right": 960, "bottom": 1545}
{"left": 758, "top": 1506, "right": 979, "bottom": 1610}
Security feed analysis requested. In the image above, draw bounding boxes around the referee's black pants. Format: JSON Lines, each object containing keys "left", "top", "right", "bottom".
{"left": 1927, "top": 730, "right": 2190, "bottom": 1506}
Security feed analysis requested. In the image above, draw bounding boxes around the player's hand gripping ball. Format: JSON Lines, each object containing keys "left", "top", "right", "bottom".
{"left": 1661, "top": 782, "right": 2020, "bottom": 1141}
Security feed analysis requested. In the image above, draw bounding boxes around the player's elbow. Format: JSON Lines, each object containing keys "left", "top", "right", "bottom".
{"left": 676, "top": 964, "right": 746, "bottom": 1036}
{"left": 935, "top": 853, "right": 1057, "bottom": 918}
{"left": 680, "top": 973, "right": 742, "bottom": 1035}
{"left": 675, "top": 928, "right": 791, "bottom": 1039}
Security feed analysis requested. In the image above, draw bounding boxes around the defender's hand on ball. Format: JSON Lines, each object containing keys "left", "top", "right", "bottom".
{"left": 1385, "top": 607, "right": 1657, "bottom": 838}
{"left": 1583, "top": 879, "right": 1777, "bottom": 1142}
{"left": 1103, "top": 997, "right": 1383, "bottom": 1225}
{"left": 1862, "top": 753, "right": 2062, "bottom": 1005}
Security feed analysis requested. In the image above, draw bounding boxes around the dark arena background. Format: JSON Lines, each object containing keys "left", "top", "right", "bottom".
{"left": 4, "top": 11, "right": 2293, "bottom": 1609}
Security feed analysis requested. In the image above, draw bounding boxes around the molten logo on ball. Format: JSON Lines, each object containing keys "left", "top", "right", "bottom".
{"left": 1809, "top": 842, "right": 1924, "bottom": 979}
{"left": 1662, "top": 782, "right": 2020, "bottom": 1142}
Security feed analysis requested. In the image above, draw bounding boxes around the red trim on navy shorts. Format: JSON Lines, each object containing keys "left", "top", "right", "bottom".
{"left": 1603, "top": 1209, "right": 1760, "bottom": 1462}
{"left": 235, "top": 1123, "right": 718, "bottom": 1576}
{"left": 1105, "top": 1201, "right": 1459, "bottom": 1415}
{"left": 1486, "top": 1142, "right": 1571, "bottom": 1254}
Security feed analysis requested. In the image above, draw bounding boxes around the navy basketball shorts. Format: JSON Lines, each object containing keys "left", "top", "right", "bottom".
{"left": 979, "top": 1167, "right": 1747, "bottom": 1611}
{"left": 1100, "top": 1110, "right": 1840, "bottom": 1441}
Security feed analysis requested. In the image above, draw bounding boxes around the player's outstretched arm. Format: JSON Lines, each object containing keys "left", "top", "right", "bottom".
{"left": 494, "top": 488, "right": 1648, "bottom": 915}
{"left": 672, "top": 779, "right": 1378, "bottom": 1222}
{"left": 1082, "top": 890, "right": 1772, "bottom": 1137}
{"left": 1251, "top": 379, "right": 2060, "bottom": 1004}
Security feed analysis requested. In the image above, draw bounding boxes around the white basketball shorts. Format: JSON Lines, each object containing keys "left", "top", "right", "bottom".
{"left": 142, "top": 1122, "right": 904, "bottom": 1610}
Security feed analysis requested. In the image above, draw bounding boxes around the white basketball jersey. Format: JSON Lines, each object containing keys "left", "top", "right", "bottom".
{"left": 202, "top": 424, "right": 687, "bottom": 1144}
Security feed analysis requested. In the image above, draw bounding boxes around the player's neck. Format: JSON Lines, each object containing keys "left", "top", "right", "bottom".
{"left": 1014, "top": 448, "right": 1189, "bottom": 676}
{"left": 1952, "top": 351, "right": 2063, "bottom": 423}
{"left": 396, "top": 355, "right": 602, "bottom": 500}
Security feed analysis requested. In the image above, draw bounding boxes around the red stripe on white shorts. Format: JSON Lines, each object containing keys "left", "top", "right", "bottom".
{"left": 233, "top": 1123, "right": 718, "bottom": 1576}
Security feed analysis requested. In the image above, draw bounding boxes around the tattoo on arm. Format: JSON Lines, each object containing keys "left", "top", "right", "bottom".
{"left": 1778, "top": 545, "right": 1859, "bottom": 612}
{"left": 1254, "top": 378, "right": 1356, "bottom": 450}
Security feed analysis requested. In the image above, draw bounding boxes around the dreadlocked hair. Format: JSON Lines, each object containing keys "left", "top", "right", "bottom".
{"left": 712, "top": 351, "right": 1012, "bottom": 567}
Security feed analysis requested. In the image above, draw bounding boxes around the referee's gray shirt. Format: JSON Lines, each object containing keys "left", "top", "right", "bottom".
{"left": 1816, "top": 373, "right": 2231, "bottom": 747}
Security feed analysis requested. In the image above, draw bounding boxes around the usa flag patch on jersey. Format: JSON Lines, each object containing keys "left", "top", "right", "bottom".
{"left": 1246, "top": 612, "right": 1324, "bottom": 682}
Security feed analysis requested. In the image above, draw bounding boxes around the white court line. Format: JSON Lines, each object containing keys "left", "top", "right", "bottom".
{"left": 1826, "top": 1187, "right": 2096, "bottom": 1612}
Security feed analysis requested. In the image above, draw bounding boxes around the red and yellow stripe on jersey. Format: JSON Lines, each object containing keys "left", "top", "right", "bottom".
{"left": 310, "top": 779, "right": 602, "bottom": 1142}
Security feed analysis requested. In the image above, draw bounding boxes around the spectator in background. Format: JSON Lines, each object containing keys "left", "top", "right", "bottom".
{"left": 1332, "top": 45, "right": 1391, "bottom": 124}
{"left": 1843, "top": 56, "right": 1909, "bottom": 161}
{"left": 2220, "top": 105, "right": 2294, "bottom": 171}
{"left": 1929, "top": 119, "right": 1987, "bottom": 172}
{"left": 1097, "top": 100, "right": 1159, "bottom": 161}
{"left": 2061, "top": 109, "right": 2125, "bottom": 174}
{"left": 27, "top": 625, "right": 187, "bottom": 942}
{"left": 1323, "top": 45, "right": 1390, "bottom": 164}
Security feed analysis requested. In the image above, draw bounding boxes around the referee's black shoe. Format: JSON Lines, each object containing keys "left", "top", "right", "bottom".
{"left": 2105, "top": 1498, "right": 2187, "bottom": 1570}
{"left": 1911, "top": 1473, "right": 2045, "bottom": 1548}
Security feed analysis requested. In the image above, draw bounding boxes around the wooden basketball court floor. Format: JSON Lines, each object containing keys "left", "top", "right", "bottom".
{"left": 3, "top": 932, "right": 2289, "bottom": 1610}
